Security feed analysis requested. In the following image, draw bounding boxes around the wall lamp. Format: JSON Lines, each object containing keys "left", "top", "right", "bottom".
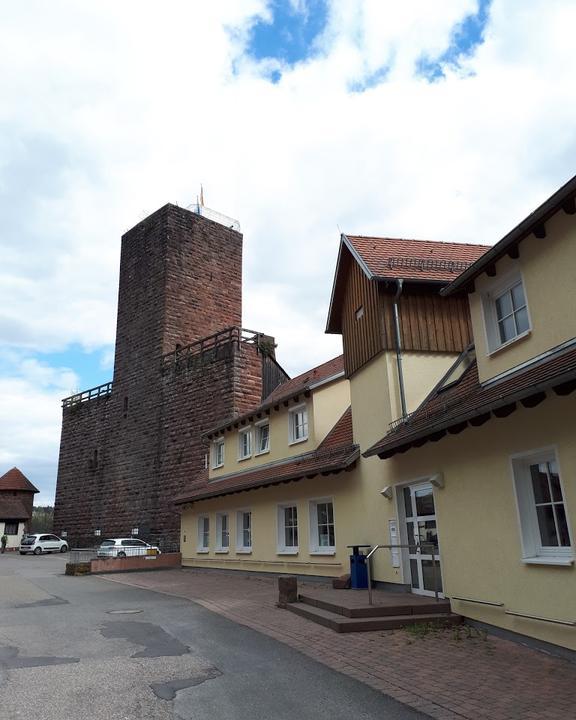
{"left": 380, "top": 486, "right": 394, "bottom": 499}
{"left": 430, "top": 473, "right": 445, "bottom": 489}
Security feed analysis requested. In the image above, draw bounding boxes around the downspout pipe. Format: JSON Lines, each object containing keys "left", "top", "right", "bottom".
{"left": 392, "top": 278, "right": 408, "bottom": 418}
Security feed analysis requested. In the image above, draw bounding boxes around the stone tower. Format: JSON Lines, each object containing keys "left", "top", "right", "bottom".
{"left": 54, "top": 204, "right": 286, "bottom": 547}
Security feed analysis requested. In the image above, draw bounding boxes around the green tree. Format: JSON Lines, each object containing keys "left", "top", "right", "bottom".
{"left": 30, "top": 506, "right": 54, "bottom": 533}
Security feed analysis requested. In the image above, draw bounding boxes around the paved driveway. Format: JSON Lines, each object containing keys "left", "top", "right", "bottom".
{"left": 104, "top": 567, "right": 576, "bottom": 720}
{"left": 0, "top": 553, "right": 426, "bottom": 720}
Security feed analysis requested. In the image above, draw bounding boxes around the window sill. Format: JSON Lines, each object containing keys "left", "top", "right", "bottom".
{"left": 255, "top": 449, "right": 270, "bottom": 457}
{"left": 522, "top": 556, "right": 574, "bottom": 567}
{"left": 236, "top": 549, "right": 252, "bottom": 555}
{"left": 310, "top": 550, "right": 336, "bottom": 556}
{"left": 211, "top": 464, "right": 224, "bottom": 471}
{"left": 277, "top": 549, "right": 299, "bottom": 555}
{"left": 487, "top": 329, "right": 531, "bottom": 357}
{"left": 196, "top": 549, "right": 210, "bottom": 554}
{"left": 237, "top": 455, "right": 252, "bottom": 462}
{"left": 215, "top": 549, "right": 230, "bottom": 554}
{"left": 289, "top": 437, "right": 308, "bottom": 447}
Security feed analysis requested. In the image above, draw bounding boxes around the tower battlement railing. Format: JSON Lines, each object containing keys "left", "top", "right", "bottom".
{"left": 161, "top": 326, "right": 274, "bottom": 375}
{"left": 185, "top": 203, "right": 241, "bottom": 232}
{"left": 61, "top": 328, "right": 276, "bottom": 407}
{"left": 62, "top": 381, "right": 113, "bottom": 408}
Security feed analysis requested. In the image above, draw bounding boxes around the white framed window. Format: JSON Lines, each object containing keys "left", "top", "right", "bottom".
{"left": 216, "top": 513, "right": 229, "bottom": 552}
{"left": 255, "top": 420, "right": 270, "bottom": 455}
{"left": 288, "top": 404, "right": 308, "bottom": 444}
{"left": 277, "top": 504, "right": 299, "bottom": 553}
{"left": 238, "top": 427, "right": 252, "bottom": 460}
{"left": 212, "top": 437, "right": 225, "bottom": 469}
{"left": 482, "top": 273, "right": 531, "bottom": 353}
{"left": 512, "top": 448, "right": 573, "bottom": 564}
{"left": 309, "top": 498, "right": 335, "bottom": 554}
{"left": 236, "top": 510, "right": 252, "bottom": 552}
{"left": 197, "top": 515, "right": 210, "bottom": 552}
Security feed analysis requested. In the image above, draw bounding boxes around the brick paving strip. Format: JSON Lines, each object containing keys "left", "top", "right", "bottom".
{"left": 101, "top": 569, "right": 575, "bottom": 720}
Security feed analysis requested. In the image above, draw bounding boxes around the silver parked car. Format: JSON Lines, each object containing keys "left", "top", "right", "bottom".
{"left": 97, "top": 538, "right": 161, "bottom": 558}
{"left": 20, "top": 533, "right": 69, "bottom": 555}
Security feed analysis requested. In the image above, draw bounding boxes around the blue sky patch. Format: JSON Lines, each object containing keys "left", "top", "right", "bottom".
{"left": 416, "top": 0, "right": 492, "bottom": 81}
{"left": 349, "top": 63, "right": 391, "bottom": 93}
{"left": 39, "top": 345, "right": 114, "bottom": 395}
{"left": 246, "top": 0, "right": 329, "bottom": 76}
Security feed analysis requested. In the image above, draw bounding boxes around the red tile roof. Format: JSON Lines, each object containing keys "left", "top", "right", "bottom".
{"left": 0, "top": 468, "right": 39, "bottom": 494}
{"left": 264, "top": 355, "right": 344, "bottom": 403}
{"left": 0, "top": 496, "right": 30, "bottom": 520}
{"left": 365, "top": 346, "right": 576, "bottom": 459}
{"left": 346, "top": 236, "right": 490, "bottom": 283}
{"left": 205, "top": 355, "right": 344, "bottom": 438}
{"left": 326, "top": 235, "right": 490, "bottom": 334}
{"left": 177, "top": 407, "right": 358, "bottom": 503}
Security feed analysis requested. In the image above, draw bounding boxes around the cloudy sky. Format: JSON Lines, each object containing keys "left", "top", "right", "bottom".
{"left": 2, "top": 0, "right": 576, "bottom": 503}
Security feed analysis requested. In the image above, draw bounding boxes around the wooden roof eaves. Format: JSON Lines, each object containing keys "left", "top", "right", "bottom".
{"left": 325, "top": 234, "right": 374, "bottom": 335}
{"left": 442, "top": 173, "right": 576, "bottom": 296}
{"left": 175, "top": 447, "right": 360, "bottom": 504}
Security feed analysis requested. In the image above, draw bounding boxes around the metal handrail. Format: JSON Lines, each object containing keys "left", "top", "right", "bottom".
{"left": 62, "top": 381, "right": 113, "bottom": 408}
{"left": 365, "top": 542, "right": 440, "bottom": 605}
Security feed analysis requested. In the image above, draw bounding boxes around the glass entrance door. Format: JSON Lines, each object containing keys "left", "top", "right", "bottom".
{"left": 402, "top": 483, "right": 443, "bottom": 597}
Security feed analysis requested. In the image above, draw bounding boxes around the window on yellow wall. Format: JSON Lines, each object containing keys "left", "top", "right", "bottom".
{"left": 309, "top": 499, "right": 335, "bottom": 553}
{"left": 197, "top": 516, "right": 209, "bottom": 552}
{"left": 512, "top": 449, "right": 573, "bottom": 564}
{"left": 212, "top": 438, "right": 225, "bottom": 469}
{"left": 236, "top": 510, "right": 252, "bottom": 551}
{"left": 289, "top": 405, "right": 308, "bottom": 444}
{"left": 216, "top": 513, "right": 229, "bottom": 551}
{"left": 238, "top": 428, "right": 252, "bottom": 460}
{"left": 255, "top": 421, "right": 270, "bottom": 454}
{"left": 482, "top": 272, "right": 531, "bottom": 353}
{"left": 277, "top": 505, "right": 298, "bottom": 553}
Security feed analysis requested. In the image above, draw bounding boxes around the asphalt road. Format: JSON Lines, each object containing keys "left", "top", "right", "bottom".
{"left": 0, "top": 553, "right": 427, "bottom": 720}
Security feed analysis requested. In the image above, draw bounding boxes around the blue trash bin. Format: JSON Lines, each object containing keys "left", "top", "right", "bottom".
{"left": 349, "top": 548, "right": 368, "bottom": 589}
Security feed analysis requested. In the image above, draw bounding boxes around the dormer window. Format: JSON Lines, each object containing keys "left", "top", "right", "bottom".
{"left": 238, "top": 427, "right": 252, "bottom": 460}
{"left": 255, "top": 421, "right": 270, "bottom": 455}
{"left": 289, "top": 405, "right": 308, "bottom": 445}
{"left": 483, "top": 273, "right": 531, "bottom": 353}
{"left": 212, "top": 437, "right": 225, "bottom": 469}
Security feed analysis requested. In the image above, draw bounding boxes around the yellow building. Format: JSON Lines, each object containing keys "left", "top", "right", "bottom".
{"left": 364, "top": 175, "right": 576, "bottom": 652}
{"left": 178, "top": 237, "right": 487, "bottom": 579}
{"left": 178, "top": 356, "right": 360, "bottom": 579}
{"left": 178, "top": 174, "right": 576, "bottom": 653}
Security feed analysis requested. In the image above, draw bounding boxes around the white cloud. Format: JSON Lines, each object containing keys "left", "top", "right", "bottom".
{"left": 0, "top": 358, "right": 79, "bottom": 504}
{"left": 3, "top": 0, "right": 576, "bottom": 501}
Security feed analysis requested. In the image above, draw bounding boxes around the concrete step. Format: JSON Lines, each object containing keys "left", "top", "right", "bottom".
{"left": 286, "top": 602, "right": 462, "bottom": 633}
{"left": 298, "top": 593, "right": 452, "bottom": 618}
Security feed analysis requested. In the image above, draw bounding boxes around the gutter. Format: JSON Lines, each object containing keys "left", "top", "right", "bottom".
{"left": 392, "top": 278, "right": 408, "bottom": 418}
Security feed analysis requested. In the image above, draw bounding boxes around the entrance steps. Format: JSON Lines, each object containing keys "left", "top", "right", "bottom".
{"left": 286, "top": 592, "right": 461, "bottom": 633}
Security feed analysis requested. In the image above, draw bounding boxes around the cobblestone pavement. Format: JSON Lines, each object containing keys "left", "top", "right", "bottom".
{"left": 103, "top": 568, "right": 576, "bottom": 720}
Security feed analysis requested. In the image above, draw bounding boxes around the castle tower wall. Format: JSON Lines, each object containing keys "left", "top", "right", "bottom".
{"left": 54, "top": 205, "right": 276, "bottom": 548}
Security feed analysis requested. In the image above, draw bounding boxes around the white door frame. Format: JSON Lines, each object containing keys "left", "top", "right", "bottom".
{"left": 396, "top": 479, "right": 443, "bottom": 598}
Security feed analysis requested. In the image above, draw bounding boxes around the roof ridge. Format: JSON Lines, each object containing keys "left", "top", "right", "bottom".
{"left": 347, "top": 235, "right": 491, "bottom": 248}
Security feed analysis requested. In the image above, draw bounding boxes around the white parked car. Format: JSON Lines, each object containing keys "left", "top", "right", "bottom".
{"left": 97, "top": 538, "right": 161, "bottom": 558}
{"left": 20, "top": 533, "right": 69, "bottom": 555}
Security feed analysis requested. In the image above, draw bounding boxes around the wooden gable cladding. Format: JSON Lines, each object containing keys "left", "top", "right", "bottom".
{"left": 341, "top": 258, "right": 383, "bottom": 377}
{"left": 381, "top": 289, "right": 472, "bottom": 353}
